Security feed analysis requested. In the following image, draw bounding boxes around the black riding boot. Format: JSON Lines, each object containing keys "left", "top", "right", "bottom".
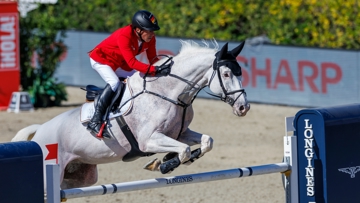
{"left": 87, "top": 84, "right": 115, "bottom": 138}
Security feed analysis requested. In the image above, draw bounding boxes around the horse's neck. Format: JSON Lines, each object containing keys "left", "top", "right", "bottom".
{"left": 170, "top": 55, "right": 213, "bottom": 103}
{"left": 129, "top": 52, "right": 214, "bottom": 104}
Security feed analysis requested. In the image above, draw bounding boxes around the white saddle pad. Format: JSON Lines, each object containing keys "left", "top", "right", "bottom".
{"left": 80, "top": 82, "right": 133, "bottom": 123}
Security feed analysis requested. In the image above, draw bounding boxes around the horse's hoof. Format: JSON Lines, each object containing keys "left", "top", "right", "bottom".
{"left": 143, "top": 158, "right": 161, "bottom": 171}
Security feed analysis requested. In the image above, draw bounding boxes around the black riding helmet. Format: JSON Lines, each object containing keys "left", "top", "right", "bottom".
{"left": 132, "top": 10, "right": 160, "bottom": 31}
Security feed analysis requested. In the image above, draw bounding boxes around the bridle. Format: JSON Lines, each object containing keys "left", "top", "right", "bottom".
{"left": 206, "top": 58, "right": 246, "bottom": 107}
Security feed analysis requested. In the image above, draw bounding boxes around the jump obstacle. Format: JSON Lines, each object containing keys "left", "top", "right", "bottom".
{"left": 2, "top": 103, "right": 360, "bottom": 203}
{"left": 51, "top": 162, "right": 290, "bottom": 201}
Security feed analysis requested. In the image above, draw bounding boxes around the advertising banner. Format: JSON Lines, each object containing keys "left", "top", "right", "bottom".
{"left": 0, "top": 1, "right": 20, "bottom": 110}
{"left": 54, "top": 31, "right": 359, "bottom": 108}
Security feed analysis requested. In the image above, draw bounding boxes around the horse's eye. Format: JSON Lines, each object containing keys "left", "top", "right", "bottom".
{"left": 224, "top": 73, "right": 230, "bottom": 78}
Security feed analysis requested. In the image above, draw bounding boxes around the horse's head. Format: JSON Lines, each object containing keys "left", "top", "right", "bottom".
{"left": 208, "top": 42, "right": 250, "bottom": 117}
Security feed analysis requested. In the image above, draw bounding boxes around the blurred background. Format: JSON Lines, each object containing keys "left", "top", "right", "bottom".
{"left": 0, "top": 0, "right": 359, "bottom": 109}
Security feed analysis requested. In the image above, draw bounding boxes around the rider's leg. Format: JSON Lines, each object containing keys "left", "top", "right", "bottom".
{"left": 88, "top": 58, "right": 121, "bottom": 138}
{"left": 87, "top": 84, "right": 115, "bottom": 138}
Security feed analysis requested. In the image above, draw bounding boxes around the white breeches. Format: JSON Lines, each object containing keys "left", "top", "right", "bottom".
{"left": 90, "top": 58, "right": 136, "bottom": 91}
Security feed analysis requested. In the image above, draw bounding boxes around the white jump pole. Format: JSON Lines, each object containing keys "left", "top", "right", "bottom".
{"left": 56, "top": 162, "right": 289, "bottom": 201}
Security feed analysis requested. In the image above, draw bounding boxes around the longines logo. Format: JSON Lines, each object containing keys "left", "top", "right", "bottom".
{"left": 166, "top": 176, "right": 193, "bottom": 184}
{"left": 338, "top": 166, "right": 360, "bottom": 178}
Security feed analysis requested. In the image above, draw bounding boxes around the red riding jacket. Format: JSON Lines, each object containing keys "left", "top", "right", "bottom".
{"left": 89, "top": 25, "right": 159, "bottom": 74}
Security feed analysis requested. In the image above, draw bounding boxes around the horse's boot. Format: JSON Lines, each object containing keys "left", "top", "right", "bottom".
{"left": 87, "top": 84, "right": 115, "bottom": 139}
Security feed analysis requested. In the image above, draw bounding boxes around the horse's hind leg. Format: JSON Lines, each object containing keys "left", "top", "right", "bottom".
{"left": 61, "top": 163, "right": 98, "bottom": 189}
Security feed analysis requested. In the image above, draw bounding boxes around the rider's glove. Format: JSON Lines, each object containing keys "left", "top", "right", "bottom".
{"left": 155, "top": 64, "right": 171, "bottom": 76}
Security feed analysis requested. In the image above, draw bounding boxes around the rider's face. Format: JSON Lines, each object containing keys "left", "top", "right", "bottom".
{"left": 136, "top": 28, "right": 155, "bottom": 42}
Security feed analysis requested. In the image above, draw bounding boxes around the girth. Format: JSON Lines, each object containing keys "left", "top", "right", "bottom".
{"left": 115, "top": 115, "right": 155, "bottom": 162}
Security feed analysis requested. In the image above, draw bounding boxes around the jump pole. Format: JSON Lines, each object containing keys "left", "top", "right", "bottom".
{"left": 46, "top": 162, "right": 290, "bottom": 202}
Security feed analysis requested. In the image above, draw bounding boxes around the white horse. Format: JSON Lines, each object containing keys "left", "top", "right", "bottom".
{"left": 12, "top": 40, "right": 250, "bottom": 189}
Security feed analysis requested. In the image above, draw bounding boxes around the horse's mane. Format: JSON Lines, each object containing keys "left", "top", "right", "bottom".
{"left": 178, "top": 39, "right": 219, "bottom": 55}
{"left": 154, "top": 39, "right": 219, "bottom": 66}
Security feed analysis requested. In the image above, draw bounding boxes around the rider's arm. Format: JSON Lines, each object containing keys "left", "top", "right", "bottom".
{"left": 117, "top": 34, "right": 157, "bottom": 74}
{"left": 146, "top": 37, "right": 160, "bottom": 65}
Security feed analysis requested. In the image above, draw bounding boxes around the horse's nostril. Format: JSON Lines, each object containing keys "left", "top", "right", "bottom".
{"left": 240, "top": 105, "right": 244, "bottom": 111}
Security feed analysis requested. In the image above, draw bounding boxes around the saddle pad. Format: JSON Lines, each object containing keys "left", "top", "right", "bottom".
{"left": 80, "top": 82, "right": 133, "bottom": 123}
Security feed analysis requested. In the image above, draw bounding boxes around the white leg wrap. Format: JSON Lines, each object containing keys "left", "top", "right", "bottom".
{"left": 200, "top": 135, "right": 213, "bottom": 157}
{"left": 178, "top": 146, "right": 191, "bottom": 163}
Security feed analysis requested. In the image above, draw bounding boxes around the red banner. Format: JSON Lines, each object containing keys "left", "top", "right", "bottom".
{"left": 0, "top": 1, "right": 20, "bottom": 110}
{"left": 0, "top": 12, "right": 18, "bottom": 71}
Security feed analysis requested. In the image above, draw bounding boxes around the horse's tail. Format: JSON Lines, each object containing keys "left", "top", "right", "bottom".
{"left": 11, "top": 124, "right": 41, "bottom": 142}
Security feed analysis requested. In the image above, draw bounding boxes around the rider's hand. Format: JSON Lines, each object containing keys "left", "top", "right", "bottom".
{"left": 155, "top": 64, "right": 171, "bottom": 76}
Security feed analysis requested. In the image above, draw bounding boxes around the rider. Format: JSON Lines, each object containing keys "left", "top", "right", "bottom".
{"left": 87, "top": 10, "right": 171, "bottom": 138}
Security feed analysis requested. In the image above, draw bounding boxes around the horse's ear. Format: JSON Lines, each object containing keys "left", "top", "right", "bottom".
{"left": 231, "top": 41, "right": 245, "bottom": 57}
{"left": 218, "top": 42, "right": 228, "bottom": 59}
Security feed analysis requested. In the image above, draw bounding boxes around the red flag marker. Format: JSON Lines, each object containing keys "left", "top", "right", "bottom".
{"left": 45, "top": 143, "right": 58, "bottom": 164}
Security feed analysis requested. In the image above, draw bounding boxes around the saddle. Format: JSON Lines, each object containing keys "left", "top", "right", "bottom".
{"left": 82, "top": 84, "right": 104, "bottom": 102}
{"left": 81, "top": 83, "right": 124, "bottom": 114}
{"left": 82, "top": 77, "right": 127, "bottom": 102}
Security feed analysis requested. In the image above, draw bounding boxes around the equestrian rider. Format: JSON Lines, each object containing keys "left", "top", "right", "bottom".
{"left": 87, "top": 10, "right": 171, "bottom": 138}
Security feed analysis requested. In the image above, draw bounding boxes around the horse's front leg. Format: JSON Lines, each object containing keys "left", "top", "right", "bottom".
{"left": 142, "top": 132, "right": 191, "bottom": 174}
{"left": 179, "top": 128, "right": 213, "bottom": 157}
{"left": 162, "top": 128, "right": 213, "bottom": 166}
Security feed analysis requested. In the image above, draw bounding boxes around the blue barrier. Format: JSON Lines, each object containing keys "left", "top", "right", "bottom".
{"left": 0, "top": 141, "right": 44, "bottom": 202}
{"left": 294, "top": 103, "right": 360, "bottom": 203}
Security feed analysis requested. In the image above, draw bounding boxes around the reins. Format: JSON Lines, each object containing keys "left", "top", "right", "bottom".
{"left": 115, "top": 55, "right": 189, "bottom": 113}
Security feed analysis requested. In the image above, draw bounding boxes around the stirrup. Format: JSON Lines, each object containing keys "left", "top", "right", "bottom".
{"left": 87, "top": 122, "right": 109, "bottom": 139}
{"left": 96, "top": 122, "right": 112, "bottom": 139}
{"left": 96, "top": 123, "right": 106, "bottom": 138}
